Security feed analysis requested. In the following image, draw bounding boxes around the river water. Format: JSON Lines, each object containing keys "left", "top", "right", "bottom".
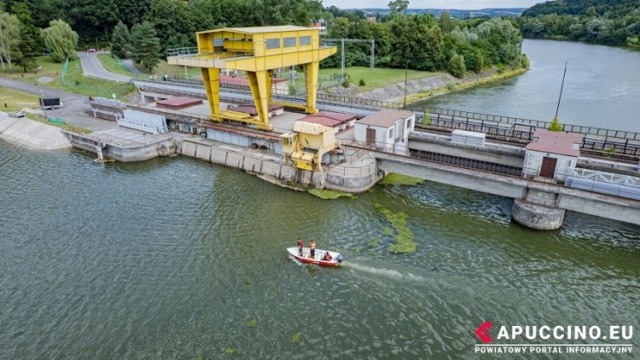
{"left": 2, "top": 40, "right": 640, "bottom": 359}
{"left": 421, "top": 39, "right": 640, "bottom": 133}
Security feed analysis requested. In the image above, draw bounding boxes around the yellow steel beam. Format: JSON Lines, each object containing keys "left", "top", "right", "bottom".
{"left": 170, "top": 47, "right": 336, "bottom": 72}
{"left": 202, "top": 67, "right": 220, "bottom": 120}
{"left": 246, "top": 71, "right": 273, "bottom": 130}
{"left": 168, "top": 27, "right": 337, "bottom": 130}
{"left": 304, "top": 61, "right": 319, "bottom": 114}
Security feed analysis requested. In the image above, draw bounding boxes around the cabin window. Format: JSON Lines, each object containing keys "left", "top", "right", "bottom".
{"left": 284, "top": 37, "right": 296, "bottom": 47}
{"left": 388, "top": 129, "right": 393, "bottom": 139}
{"left": 213, "top": 38, "right": 224, "bottom": 47}
{"left": 300, "top": 36, "right": 311, "bottom": 46}
{"left": 266, "top": 38, "right": 280, "bottom": 49}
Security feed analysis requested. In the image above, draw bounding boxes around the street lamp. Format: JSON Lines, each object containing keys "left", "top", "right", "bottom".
{"left": 40, "top": 89, "right": 48, "bottom": 119}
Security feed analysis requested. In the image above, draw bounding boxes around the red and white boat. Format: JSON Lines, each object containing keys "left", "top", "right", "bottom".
{"left": 287, "top": 247, "right": 344, "bottom": 267}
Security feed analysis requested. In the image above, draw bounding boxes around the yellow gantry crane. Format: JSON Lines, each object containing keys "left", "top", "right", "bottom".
{"left": 168, "top": 26, "right": 337, "bottom": 130}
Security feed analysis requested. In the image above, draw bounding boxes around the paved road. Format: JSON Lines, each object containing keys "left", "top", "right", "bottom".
{"left": 77, "top": 51, "right": 132, "bottom": 83}
{"left": 0, "top": 77, "right": 116, "bottom": 132}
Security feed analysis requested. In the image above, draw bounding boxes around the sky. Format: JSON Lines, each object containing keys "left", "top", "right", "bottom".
{"left": 321, "top": 0, "right": 542, "bottom": 10}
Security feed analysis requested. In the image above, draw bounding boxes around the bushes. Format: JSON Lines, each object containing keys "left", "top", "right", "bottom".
{"left": 358, "top": 79, "right": 366, "bottom": 86}
{"left": 548, "top": 117, "right": 563, "bottom": 131}
{"left": 447, "top": 54, "right": 466, "bottom": 78}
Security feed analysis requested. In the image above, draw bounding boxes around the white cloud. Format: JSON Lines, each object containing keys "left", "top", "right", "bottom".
{"left": 322, "top": 0, "right": 542, "bottom": 10}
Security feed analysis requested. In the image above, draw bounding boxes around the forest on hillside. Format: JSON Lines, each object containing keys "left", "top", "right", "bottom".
{"left": 0, "top": 0, "right": 527, "bottom": 78}
{"left": 519, "top": 0, "right": 640, "bottom": 48}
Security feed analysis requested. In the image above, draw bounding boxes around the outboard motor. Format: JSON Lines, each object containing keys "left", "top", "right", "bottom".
{"left": 336, "top": 254, "right": 344, "bottom": 264}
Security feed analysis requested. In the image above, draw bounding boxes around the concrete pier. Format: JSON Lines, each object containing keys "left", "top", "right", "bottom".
{"left": 512, "top": 199, "right": 566, "bottom": 230}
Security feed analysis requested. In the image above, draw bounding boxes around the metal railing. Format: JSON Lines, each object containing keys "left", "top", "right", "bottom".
{"left": 326, "top": 161, "right": 376, "bottom": 178}
{"left": 421, "top": 111, "right": 640, "bottom": 157}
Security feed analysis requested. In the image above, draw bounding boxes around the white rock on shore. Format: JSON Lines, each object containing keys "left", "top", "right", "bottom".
{"left": 0, "top": 112, "right": 72, "bottom": 150}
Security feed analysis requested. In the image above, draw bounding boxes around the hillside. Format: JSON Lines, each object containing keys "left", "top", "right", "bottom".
{"left": 522, "top": 0, "right": 638, "bottom": 17}
{"left": 359, "top": 8, "right": 526, "bottom": 18}
{"left": 519, "top": 0, "right": 640, "bottom": 48}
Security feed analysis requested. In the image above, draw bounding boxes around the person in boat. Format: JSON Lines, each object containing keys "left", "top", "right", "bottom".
{"left": 297, "top": 238, "right": 304, "bottom": 256}
{"left": 323, "top": 251, "right": 332, "bottom": 261}
{"left": 309, "top": 240, "right": 316, "bottom": 259}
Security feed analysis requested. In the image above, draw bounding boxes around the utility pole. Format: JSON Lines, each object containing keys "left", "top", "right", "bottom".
{"left": 323, "top": 38, "right": 377, "bottom": 80}
{"left": 554, "top": 62, "right": 567, "bottom": 120}
{"left": 40, "top": 88, "right": 48, "bottom": 119}
{"left": 403, "top": 64, "right": 408, "bottom": 109}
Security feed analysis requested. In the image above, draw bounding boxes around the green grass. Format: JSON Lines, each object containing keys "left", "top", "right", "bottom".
{"left": 27, "top": 114, "right": 93, "bottom": 134}
{"left": 0, "top": 55, "right": 135, "bottom": 99}
{"left": 0, "top": 87, "right": 40, "bottom": 112}
{"left": 97, "top": 56, "right": 203, "bottom": 79}
{"left": 97, "top": 54, "right": 135, "bottom": 76}
{"left": 0, "top": 56, "right": 62, "bottom": 83}
{"left": 290, "top": 66, "right": 446, "bottom": 93}
{"left": 53, "top": 59, "right": 135, "bottom": 98}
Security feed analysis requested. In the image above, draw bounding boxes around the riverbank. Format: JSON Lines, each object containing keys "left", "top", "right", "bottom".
{"left": 322, "top": 66, "right": 528, "bottom": 106}
{"left": 0, "top": 113, "right": 72, "bottom": 150}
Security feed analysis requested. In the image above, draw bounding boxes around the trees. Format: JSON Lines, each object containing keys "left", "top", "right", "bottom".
{"left": 130, "top": 21, "right": 160, "bottom": 72}
{"left": 388, "top": 0, "right": 409, "bottom": 15}
{"left": 389, "top": 14, "right": 444, "bottom": 71}
{"left": 475, "top": 18, "right": 522, "bottom": 66}
{"left": 111, "top": 21, "right": 130, "bottom": 58}
{"left": 520, "top": 0, "right": 640, "bottom": 47}
{"left": 447, "top": 53, "right": 466, "bottom": 78}
{"left": 438, "top": 10, "right": 456, "bottom": 34}
{"left": 63, "top": 0, "right": 119, "bottom": 44}
{"left": 41, "top": 19, "right": 79, "bottom": 62}
{"left": 0, "top": 11, "right": 21, "bottom": 71}
{"left": 11, "top": 3, "right": 42, "bottom": 72}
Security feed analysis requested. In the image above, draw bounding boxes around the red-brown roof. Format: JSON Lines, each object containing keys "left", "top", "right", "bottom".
{"left": 156, "top": 97, "right": 203, "bottom": 109}
{"left": 300, "top": 111, "right": 356, "bottom": 127}
{"left": 526, "top": 129, "right": 584, "bottom": 157}
{"left": 358, "top": 109, "right": 414, "bottom": 128}
{"left": 229, "top": 103, "right": 284, "bottom": 116}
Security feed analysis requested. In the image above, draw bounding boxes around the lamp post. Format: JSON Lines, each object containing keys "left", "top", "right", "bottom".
{"left": 40, "top": 89, "right": 47, "bottom": 119}
{"left": 403, "top": 64, "right": 408, "bottom": 109}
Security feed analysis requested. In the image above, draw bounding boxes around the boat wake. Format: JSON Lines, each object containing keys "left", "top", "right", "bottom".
{"left": 341, "top": 262, "right": 427, "bottom": 282}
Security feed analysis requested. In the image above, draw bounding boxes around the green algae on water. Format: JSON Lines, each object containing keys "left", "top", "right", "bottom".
{"left": 378, "top": 173, "right": 424, "bottom": 186}
{"left": 369, "top": 237, "right": 380, "bottom": 247}
{"left": 308, "top": 188, "right": 354, "bottom": 199}
{"left": 292, "top": 332, "right": 301, "bottom": 343}
{"left": 375, "top": 203, "right": 417, "bottom": 253}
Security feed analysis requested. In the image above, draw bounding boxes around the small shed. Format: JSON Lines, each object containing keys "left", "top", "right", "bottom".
{"left": 523, "top": 130, "right": 584, "bottom": 182}
{"left": 354, "top": 109, "right": 415, "bottom": 154}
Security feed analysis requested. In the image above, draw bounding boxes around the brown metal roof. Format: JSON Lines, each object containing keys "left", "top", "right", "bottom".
{"left": 526, "top": 129, "right": 584, "bottom": 157}
{"left": 230, "top": 103, "right": 284, "bottom": 116}
{"left": 300, "top": 111, "right": 356, "bottom": 127}
{"left": 358, "top": 109, "right": 413, "bottom": 128}
{"left": 156, "top": 97, "right": 203, "bottom": 109}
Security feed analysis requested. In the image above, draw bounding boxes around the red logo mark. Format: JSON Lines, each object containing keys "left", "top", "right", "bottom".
{"left": 475, "top": 321, "right": 493, "bottom": 343}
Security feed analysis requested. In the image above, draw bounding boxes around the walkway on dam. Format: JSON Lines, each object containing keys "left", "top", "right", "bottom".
{"left": 346, "top": 143, "right": 640, "bottom": 227}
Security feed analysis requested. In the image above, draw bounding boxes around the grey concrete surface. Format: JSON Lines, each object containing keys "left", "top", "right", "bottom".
{"left": 0, "top": 113, "right": 72, "bottom": 150}
{"left": 0, "top": 78, "right": 115, "bottom": 132}
{"left": 78, "top": 51, "right": 132, "bottom": 83}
